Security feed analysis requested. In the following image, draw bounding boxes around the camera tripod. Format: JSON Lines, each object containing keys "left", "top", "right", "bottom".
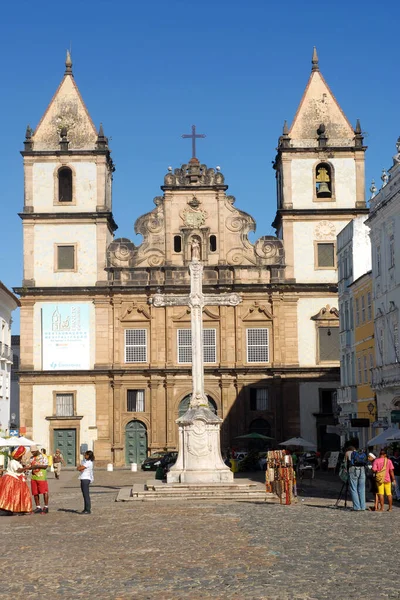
{"left": 334, "top": 479, "right": 349, "bottom": 508}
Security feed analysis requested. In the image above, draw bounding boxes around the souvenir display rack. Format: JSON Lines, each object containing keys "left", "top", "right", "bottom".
{"left": 265, "top": 450, "right": 295, "bottom": 505}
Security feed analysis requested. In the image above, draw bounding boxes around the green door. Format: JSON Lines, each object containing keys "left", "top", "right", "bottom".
{"left": 54, "top": 429, "right": 76, "bottom": 466}
{"left": 125, "top": 421, "right": 147, "bottom": 466}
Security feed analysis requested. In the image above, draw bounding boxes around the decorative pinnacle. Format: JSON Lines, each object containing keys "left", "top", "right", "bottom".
{"left": 283, "top": 120, "right": 289, "bottom": 135}
{"left": 311, "top": 46, "right": 319, "bottom": 71}
{"left": 25, "top": 124, "right": 32, "bottom": 139}
{"left": 355, "top": 119, "right": 362, "bottom": 134}
{"left": 98, "top": 122, "right": 105, "bottom": 138}
{"left": 65, "top": 50, "right": 73, "bottom": 74}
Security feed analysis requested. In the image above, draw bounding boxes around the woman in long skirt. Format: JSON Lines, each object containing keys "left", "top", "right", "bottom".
{"left": 0, "top": 446, "right": 32, "bottom": 515}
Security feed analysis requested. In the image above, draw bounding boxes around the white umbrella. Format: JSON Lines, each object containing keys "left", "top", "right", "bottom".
{"left": 386, "top": 430, "right": 400, "bottom": 442}
{"left": 279, "top": 436, "right": 316, "bottom": 448}
{"left": 0, "top": 436, "right": 41, "bottom": 447}
{"left": 367, "top": 427, "right": 399, "bottom": 446}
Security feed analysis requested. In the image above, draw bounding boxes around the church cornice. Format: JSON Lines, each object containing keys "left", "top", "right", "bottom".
{"left": 272, "top": 207, "right": 369, "bottom": 229}
{"left": 14, "top": 281, "right": 339, "bottom": 297}
{"left": 18, "top": 211, "right": 118, "bottom": 232}
{"left": 20, "top": 149, "right": 111, "bottom": 158}
{"left": 18, "top": 365, "right": 340, "bottom": 379}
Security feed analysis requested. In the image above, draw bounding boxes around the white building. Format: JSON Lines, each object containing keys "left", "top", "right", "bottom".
{"left": 367, "top": 139, "right": 400, "bottom": 425}
{"left": 337, "top": 216, "right": 371, "bottom": 436}
{"left": 0, "top": 282, "right": 20, "bottom": 434}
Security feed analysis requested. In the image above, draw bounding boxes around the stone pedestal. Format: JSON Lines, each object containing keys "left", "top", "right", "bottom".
{"left": 167, "top": 406, "right": 233, "bottom": 484}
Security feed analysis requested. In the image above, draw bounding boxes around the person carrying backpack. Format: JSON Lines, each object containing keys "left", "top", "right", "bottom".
{"left": 346, "top": 446, "right": 368, "bottom": 511}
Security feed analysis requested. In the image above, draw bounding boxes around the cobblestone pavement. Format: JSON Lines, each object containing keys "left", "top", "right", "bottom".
{"left": 1, "top": 469, "right": 399, "bottom": 600}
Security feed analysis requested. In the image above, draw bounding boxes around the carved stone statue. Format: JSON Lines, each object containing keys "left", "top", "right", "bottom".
{"left": 191, "top": 239, "right": 201, "bottom": 261}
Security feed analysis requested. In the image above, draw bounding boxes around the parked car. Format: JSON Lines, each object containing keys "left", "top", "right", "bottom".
{"left": 141, "top": 451, "right": 178, "bottom": 471}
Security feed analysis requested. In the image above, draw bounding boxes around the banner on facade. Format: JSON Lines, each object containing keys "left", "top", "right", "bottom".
{"left": 42, "top": 303, "right": 90, "bottom": 370}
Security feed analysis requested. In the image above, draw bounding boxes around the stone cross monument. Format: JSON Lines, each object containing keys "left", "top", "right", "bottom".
{"left": 150, "top": 241, "right": 241, "bottom": 483}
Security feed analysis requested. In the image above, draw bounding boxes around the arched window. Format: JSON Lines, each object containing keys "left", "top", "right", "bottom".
{"left": 209, "top": 235, "right": 217, "bottom": 252}
{"left": 178, "top": 394, "right": 217, "bottom": 417}
{"left": 174, "top": 235, "right": 182, "bottom": 253}
{"left": 58, "top": 167, "right": 73, "bottom": 202}
{"left": 315, "top": 163, "right": 332, "bottom": 199}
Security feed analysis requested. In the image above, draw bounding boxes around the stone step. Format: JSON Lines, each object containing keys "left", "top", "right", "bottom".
{"left": 134, "top": 494, "right": 273, "bottom": 502}
{"left": 116, "top": 485, "right": 275, "bottom": 502}
{"left": 145, "top": 483, "right": 261, "bottom": 492}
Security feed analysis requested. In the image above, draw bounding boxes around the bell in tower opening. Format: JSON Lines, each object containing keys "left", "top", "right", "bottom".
{"left": 315, "top": 163, "right": 332, "bottom": 198}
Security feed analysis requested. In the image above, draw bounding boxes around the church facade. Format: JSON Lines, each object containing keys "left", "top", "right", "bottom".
{"left": 16, "top": 50, "right": 368, "bottom": 466}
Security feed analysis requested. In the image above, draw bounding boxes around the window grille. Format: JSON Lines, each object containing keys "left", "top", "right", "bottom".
{"left": 250, "top": 388, "right": 269, "bottom": 411}
{"left": 318, "top": 328, "right": 339, "bottom": 362}
{"left": 203, "top": 329, "right": 216, "bottom": 363}
{"left": 127, "top": 389, "right": 145, "bottom": 412}
{"left": 246, "top": 328, "right": 269, "bottom": 363}
{"left": 57, "top": 245, "right": 75, "bottom": 270}
{"left": 56, "top": 393, "right": 74, "bottom": 417}
{"left": 317, "top": 243, "right": 335, "bottom": 268}
{"left": 177, "top": 329, "right": 216, "bottom": 364}
{"left": 125, "top": 329, "right": 147, "bottom": 363}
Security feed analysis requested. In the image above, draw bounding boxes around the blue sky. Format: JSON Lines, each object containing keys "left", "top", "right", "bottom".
{"left": 1, "top": 0, "right": 398, "bottom": 332}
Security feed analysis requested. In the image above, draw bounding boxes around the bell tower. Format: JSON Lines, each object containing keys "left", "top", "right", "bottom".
{"left": 21, "top": 51, "right": 116, "bottom": 288}
{"left": 273, "top": 47, "right": 368, "bottom": 282}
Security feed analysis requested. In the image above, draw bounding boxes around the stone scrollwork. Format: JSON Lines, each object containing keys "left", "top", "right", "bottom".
{"left": 107, "top": 237, "right": 136, "bottom": 267}
{"left": 254, "top": 236, "right": 285, "bottom": 265}
{"left": 163, "top": 163, "right": 226, "bottom": 187}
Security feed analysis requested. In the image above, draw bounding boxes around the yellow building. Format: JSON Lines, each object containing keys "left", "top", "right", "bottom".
{"left": 351, "top": 271, "right": 375, "bottom": 446}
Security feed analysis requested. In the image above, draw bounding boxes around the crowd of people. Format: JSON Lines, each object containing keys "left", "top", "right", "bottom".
{"left": 0, "top": 445, "right": 95, "bottom": 516}
{"left": 343, "top": 445, "right": 400, "bottom": 512}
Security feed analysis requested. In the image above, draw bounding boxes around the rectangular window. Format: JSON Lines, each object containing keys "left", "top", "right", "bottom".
{"left": 367, "top": 292, "right": 372, "bottom": 321}
{"left": 356, "top": 298, "right": 360, "bottom": 326}
{"left": 203, "top": 329, "right": 216, "bottom": 363}
{"left": 127, "top": 389, "right": 145, "bottom": 412}
{"left": 56, "top": 245, "right": 75, "bottom": 271}
{"left": 55, "top": 393, "right": 74, "bottom": 417}
{"left": 377, "top": 246, "right": 381, "bottom": 275}
{"left": 390, "top": 235, "right": 395, "bottom": 268}
{"left": 246, "top": 328, "right": 269, "bottom": 363}
{"left": 316, "top": 243, "right": 335, "bottom": 268}
{"left": 318, "top": 327, "right": 339, "bottom": 362}
{"left": 369, "top": 354, "right": 374, "bottom": 381}
{"left": 357, "top": 357, "right": 362, "bottom": 384}
{"left": 320, "top": 389, "right": 334, "bottom": 414}
{"left": 361, "top": 295, "right": 366, "bottom": 323}
{"left": 250, "top": 388, "right": 269, "bottom": 411}
{"left": 346, "top": 354, "right": 351, "bottom": 386}
{"left": 394, "top": 322, "right": 399, "bottom": 363}
{"left": 125, "top": 329, "right": 147, "bottom": 363}
{"left": 344, "top": 301, "right": 349, "bottom": 331}
{"left": 177, "top": 329, "right": 217, "bottom": 364}
{"left": 363, "top": 355, "right": 368, "bottom": 383}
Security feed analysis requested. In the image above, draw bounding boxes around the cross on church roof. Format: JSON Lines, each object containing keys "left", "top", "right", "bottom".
{"left": 182, "top": 125, "right": 206, "bottom": 159}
